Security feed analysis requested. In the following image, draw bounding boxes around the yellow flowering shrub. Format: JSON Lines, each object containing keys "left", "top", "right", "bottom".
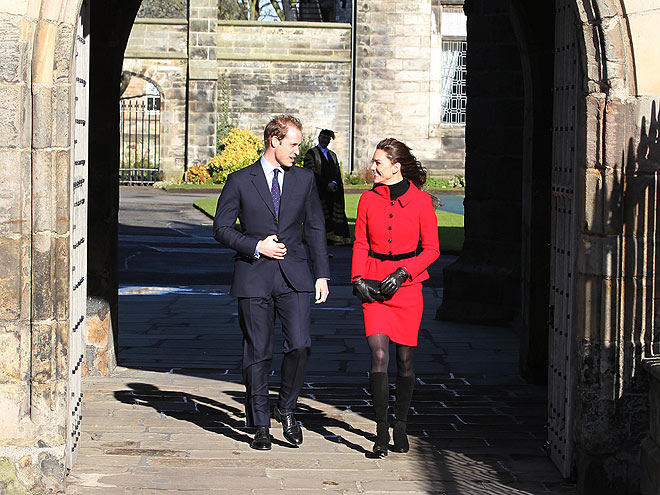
{"left": 184, "top": 163, "right": 211, "bottom": 184}
{"left": 207, "top": 128, "right": 262, "bottom": 184}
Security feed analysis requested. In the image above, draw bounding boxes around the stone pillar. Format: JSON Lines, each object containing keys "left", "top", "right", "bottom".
{"left": 188, "top": 0, "right": 218, "bottom": 165}
{"left": 86, "top": 0, "right": 142, "bottom": 378}
{"left": 436, "top": 0, "right": 524, "bottom": 324}
{"left": 0, "top": 3, "right": 74, "bottom": 492}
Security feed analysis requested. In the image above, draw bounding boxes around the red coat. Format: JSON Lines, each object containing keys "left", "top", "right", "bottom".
{"left": 351, "top": 183, "right": 440, "bottom": 345}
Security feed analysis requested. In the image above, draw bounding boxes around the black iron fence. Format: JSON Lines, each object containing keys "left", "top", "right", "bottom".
{"left": 120, "top": 98, "right": 161, "bottom": 185}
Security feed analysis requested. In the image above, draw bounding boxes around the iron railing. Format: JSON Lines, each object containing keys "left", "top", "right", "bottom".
{"left": 120, "top": 98, "right": 161, "bottom": 185}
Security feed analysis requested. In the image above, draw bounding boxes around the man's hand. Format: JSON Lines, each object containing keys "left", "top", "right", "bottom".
{"left": 315, "top": 278, "right": 329, "bottom": 304}
{"left": 327, "top": 181, "right": 338, "bottom": 192}
{"left": 258, "top": 234, "right": 287, "bottom": 259}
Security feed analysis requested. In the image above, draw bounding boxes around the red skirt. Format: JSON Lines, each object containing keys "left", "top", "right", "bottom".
{"left": 362, "top": 283, "right": 423, "bottom": 346}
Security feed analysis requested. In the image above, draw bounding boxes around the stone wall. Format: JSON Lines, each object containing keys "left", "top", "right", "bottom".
{"left": 217, "top": 20, "right": 352, "bottom": 171}
{"left": 353, "top": 0, "right": 465, "bottom": 177}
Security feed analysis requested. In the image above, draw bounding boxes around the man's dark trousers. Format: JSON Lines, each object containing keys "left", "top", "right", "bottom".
{"left": 238, "top": 267, "right": 311, "bottom": 426}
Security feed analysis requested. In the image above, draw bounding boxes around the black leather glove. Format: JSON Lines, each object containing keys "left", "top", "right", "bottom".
{"left": 379, "top": 267, "right": 410, "bottom": 297}
{"left": 352, "top": 278, "right": 386, "bottom": 303}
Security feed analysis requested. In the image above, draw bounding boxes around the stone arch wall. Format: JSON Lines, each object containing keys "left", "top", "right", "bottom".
{"left": 570, "top": 1, "right": 653, "bottom": 492}
{"left": 0, "top": 0, "right": 86, "bottom": 491}
{"left": 120, "top": 62, "right": 188, "bottom": 180}
{"left": 1, "top": 0, "right": 143, "bottom": 492}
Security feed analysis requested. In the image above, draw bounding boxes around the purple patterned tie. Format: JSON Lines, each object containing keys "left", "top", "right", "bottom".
{"left": 271, "top": 168, "right": 281, "bottom": 221}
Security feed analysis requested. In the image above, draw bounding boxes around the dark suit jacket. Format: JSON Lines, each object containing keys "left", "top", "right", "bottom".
{"left": 213, "top": 160, "right": 330, "bottom": 297}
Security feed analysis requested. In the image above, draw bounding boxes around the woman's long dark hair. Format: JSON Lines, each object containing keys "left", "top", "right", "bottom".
{"left": 376, "top": 138, "right": 427, "bottom": 189}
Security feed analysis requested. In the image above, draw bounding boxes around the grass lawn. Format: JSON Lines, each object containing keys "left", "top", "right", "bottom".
{"left": 194, "top": 193, "right": 464, "bottom": 253}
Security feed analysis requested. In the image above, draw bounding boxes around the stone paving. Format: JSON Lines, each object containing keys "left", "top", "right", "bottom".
{"left": 64, "top": 188, "right": 576, "bottom": 494}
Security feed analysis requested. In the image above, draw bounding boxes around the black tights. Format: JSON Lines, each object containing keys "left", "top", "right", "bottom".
{"left": 367, "top": 334, "right": 415, "bottom": 376}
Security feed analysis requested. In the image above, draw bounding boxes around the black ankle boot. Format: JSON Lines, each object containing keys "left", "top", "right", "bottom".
{"left": 369, "top": 372, "right": 390, "bottom": 457}
{"left": 392, "top": 374, "right": 414, "bottom": 453}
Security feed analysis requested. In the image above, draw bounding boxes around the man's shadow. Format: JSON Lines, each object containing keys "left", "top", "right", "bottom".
{"left": 114, "top": 382, "right": 374, "bottom": 453}
{"left": 114, "top": 383, "right": 259, "bottom": 446}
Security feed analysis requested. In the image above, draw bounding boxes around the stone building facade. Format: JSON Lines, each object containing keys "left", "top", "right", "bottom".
{"left": 122, "top": 0, "right": 467, "bottom": 180}
{"left": 1, "top": 0, "right": 660, "bottom": 494}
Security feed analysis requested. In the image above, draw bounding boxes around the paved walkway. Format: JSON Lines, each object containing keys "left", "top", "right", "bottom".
{"left": 65, "top": 188, "right": 574, "bottom": 494}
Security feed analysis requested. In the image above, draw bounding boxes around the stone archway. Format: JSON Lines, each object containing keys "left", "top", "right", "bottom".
{"left": 0, "top": 0, "right": 92, "bottom": 491}
{"left": 121, "top": 63, "right": 188, "bottom": 181}
{"left": 1, "top": 1, "right": 659, "bottom": 493}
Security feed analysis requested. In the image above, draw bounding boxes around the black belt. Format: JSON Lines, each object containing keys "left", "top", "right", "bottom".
{"left": 368, "top": 248, "right": 420, "bottom": 261}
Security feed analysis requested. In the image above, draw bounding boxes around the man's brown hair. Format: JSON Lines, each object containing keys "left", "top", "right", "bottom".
{"left": 264, "top": 115, "right": 303, "bottom": 149}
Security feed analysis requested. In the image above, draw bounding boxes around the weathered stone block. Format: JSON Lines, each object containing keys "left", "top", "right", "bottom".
{"left": 86, "top": 311, "right": 111, "bottom": 348}
{"left": 31, "top": 322, "right": 57, "bottom": 382}
{"left": 0, "top": 383, "right": 29, "bottom": 426}
{"left": 189, "top": 19, "right": 208, "bottom": 32}
{"left": 54, "top": 150, "right": 70, "bottom": 236}
{"left": 53, "top": 23, "right": 73, "bottom": 81}
{"left": 0, "top": 237, "right": 23, "bottom": 321}
{"left": 0, "top": 150, "right": 29, "bottom": 236}
{"left": 29, "top": 381, "right": 66, "bottom": 427}
{"left": 0, "top": 85, "right": 22, "bottom": 146}
{"left": 53, "top": 85, "right": 70, "bottom": 149}
{"left": 0, "top": 321, "right": 29, "bottom": 381}
{"left": 0, "top": 19, "right": 22, "bottom": 84}
{"left": 31, "top": 151, "right": 54, "bottom": 233}
{"left": 197, "top": 33, "right": 216, "bottom": 48}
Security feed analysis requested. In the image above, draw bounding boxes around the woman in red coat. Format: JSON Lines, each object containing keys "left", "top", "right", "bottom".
{"left": 351, "top": 138, "right": 439, "bottom": 457}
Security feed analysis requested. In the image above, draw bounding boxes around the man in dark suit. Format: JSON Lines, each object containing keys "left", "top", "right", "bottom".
{"left": 213, "top": 115, "right": 330, "bottom": 450}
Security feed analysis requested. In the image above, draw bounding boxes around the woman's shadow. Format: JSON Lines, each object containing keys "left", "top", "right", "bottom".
{"left": 114, "top": 382, "right": 374, "bottom": 453}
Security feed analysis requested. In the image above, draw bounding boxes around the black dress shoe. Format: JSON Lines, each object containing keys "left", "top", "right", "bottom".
{"left": 250, "top": 426, "right": 272, "bottom": 450}
{"left": 273, "top": 405, "right": 303, "bottom": 446}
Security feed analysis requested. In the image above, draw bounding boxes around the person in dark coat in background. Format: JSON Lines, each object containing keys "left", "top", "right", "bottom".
{"left": 351, "top": 138, "right": 440, "bottom": 457}
{"left": 213, "top": 115, "right": 330, "bottom": 451}
{"left": 303, "top": 129, "right": 351, "bottom": 246}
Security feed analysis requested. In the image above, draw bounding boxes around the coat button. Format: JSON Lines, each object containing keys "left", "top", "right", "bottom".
{"left": 388, "top": 251, "right": 392, "bottom": 255}
{"left": 388, "top": 226, "right": 392, "bottom": 230}
{"left": 391, "top": 201, "right": 395, "bottom": 206}
{"left": 389, "top": 214, "right": 393, "bottom": 218}
{"left": 388, "top": 239, "right": 392, "bottom": 243}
